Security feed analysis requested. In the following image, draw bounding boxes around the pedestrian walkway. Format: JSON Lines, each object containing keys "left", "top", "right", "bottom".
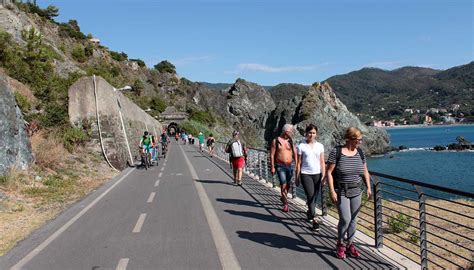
{"left": 1, "top": 142, "right": 412, "bottom": 270}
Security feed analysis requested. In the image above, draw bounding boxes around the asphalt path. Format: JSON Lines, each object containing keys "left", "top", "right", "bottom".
{"left": 1, "top": 141, "right": 397, "bottom": 269}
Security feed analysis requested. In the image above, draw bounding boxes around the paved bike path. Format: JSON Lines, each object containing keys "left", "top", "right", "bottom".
{"left": 1, "top": 142, "right": 397, "bottom": 269}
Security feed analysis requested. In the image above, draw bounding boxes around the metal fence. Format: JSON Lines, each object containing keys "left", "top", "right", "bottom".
{"left": 212, "top": 141, "right": 473, "bottom": 269}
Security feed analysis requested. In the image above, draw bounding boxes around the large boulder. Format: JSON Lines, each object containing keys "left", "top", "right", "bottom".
{"left": 0, "top": 74, "right": 33, "bottom": 175}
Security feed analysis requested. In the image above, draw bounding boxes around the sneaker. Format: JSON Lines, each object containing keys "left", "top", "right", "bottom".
{"left": 312, "top": 220, "right": 320, "bottom": 231}
{"left": 336, "top": 243, "right": 346, "bottom": 259}
{"left": 282, "top": 204, "right": 289, "bottom": 212}
{"left": 346, "top": 243, "right": 360, "bottom": 257}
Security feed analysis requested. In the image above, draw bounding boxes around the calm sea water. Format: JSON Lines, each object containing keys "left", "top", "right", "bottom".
{"left": 367, "top": 125, "right": 474, "bottom": 196}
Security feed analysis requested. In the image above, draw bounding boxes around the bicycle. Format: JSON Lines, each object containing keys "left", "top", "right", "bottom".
{"left": 140, "top": 146, "right": 152, "bottom": 170}
{"left": 161, "top": 142, "right": 168, "bottom": 158}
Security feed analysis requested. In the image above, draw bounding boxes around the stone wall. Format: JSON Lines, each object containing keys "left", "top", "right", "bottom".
{"left": 0, "top": 74, "right": 33, "bottom": 175}
{"left": 69, "top": 76, "right": 162, "bottom": 170}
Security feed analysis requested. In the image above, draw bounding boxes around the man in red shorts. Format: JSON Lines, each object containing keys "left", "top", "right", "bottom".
{"left": 226, "top": 130, "right": 248, "bottom": 186}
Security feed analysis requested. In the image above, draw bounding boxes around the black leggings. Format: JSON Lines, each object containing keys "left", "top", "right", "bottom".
{"left": 301, "top": 174, "right": 322, "bottom": 220}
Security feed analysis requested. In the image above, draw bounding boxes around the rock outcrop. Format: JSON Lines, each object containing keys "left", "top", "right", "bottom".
{"left": 69, "top": 76, "right": 163, "bottom": 170}
{"left": 267, "top": 82, "right": 389, "bottom": 154}
{"left": 0, "top": 73, "right": 33, "bottom": 175}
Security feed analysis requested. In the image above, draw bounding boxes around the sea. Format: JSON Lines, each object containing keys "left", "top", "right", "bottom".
{"left": 367, "top": 125, "right": 474, "bottom": 198}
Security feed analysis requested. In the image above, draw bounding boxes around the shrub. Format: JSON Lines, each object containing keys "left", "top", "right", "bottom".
{"left": 14, "top": 92, "right": 31, "bottom": 113}
{"left": 130, "top": 58, "right": 146, "bottom": 67}
{"left": 188, "top": 108, "right": 215, "bottom": 125}
{"left": 40, "top": 103, "right": 68, "bottom": 127}
{"left": 110, "top": 51, "right": 128, "bottom": 61}
{"left": 387, "top": 212, "right": 412, "bottom": 233}
{"left": 84, "top": 43, "right": 94, "bottom": 57}
{"left": 154, "top": 60, "right": 176, "bottom": 74}
{"left": 150, "top": 96, "right": 167, "bottom": 113}
{"left": 62, "top": 127, "right": 89, "bottom": 152}
{"left": 71, "top": 45, "right": 87, "bottom": 62}
{"left": 409, "top": 229, "right": 419, "bottom": 244}
{"left": 58, "top": 21, "right": 86, "bottom": 40}
{"left": 180, "top": 77, "right": 193, "bottom": 85}
{"left": 132, "top": 79, "right": 144, "bottom": 96}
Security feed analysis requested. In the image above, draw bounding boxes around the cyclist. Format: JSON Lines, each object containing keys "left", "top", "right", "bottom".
{"left": 198, "top": 132, "right": 205, "bottom": 152}
{"left": 160, "top": 131, "right": 169, "bottom": 157}
{"left": 139, "top": 131, "right": 153, "bottom": 167}
{"left": 207, "top": 133, "right": 216, "bottom": 157}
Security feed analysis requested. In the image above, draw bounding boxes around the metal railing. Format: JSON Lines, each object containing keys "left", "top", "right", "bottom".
{"left": 211, "top": 141, "right": 473, "bottom": 269}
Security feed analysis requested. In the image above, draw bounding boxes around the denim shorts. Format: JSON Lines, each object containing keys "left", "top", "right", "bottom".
{"left": 276, "top": 164, "right": 294, "bottom": 185}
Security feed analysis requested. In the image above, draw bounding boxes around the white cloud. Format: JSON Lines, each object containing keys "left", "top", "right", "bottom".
{"left": 172, "top": 56, "right": 215, "bottom": 66}
{"left": 235, "top": 63, "right": 326, "bottom": 73}
{"left": 363, "top": 61, "right": 405, "bottom": 70}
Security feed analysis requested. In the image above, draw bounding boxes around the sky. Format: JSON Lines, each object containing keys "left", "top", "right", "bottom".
{"left": 38, "top": 0, "right": 473, "bottom": 86}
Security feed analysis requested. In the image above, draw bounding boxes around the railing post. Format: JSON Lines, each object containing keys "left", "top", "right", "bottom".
{"left": 373, "top": 176, "right": 384, "bottom": 248}
{"left": 321, "top": 181, "right": 327, "bottom": 216}
{"left": 258, "top": 152, "right": 262, "bottom": 180}
{"left": 415, "top": 185, "right": 428, "bottom": 269}
{"left": 264, "top": 153, "right": 269, "bottom": 182}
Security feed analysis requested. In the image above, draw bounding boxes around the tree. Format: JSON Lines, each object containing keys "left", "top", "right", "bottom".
{"left": 154, "top": 60, "right": 176, "bottom": 74}
{"left": 44, "top": 5, "right": 59, "bottom": 20}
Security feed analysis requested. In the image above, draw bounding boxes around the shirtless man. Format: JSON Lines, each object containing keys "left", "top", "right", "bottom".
{"left": 270, "top": 124, "right": 298, "bottom": 212}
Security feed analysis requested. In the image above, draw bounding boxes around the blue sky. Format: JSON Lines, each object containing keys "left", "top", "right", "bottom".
{"left": 39, "top": 0, "right": 473, "bottom": 85}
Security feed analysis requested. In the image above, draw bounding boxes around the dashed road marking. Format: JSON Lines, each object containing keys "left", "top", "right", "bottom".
{"left": 133, "top": 213, "right": 147, "bottom": 233}
{"left": 147, "top": 192, "right": 156, "bottom": 203}
{"left": 116, "top": 258, "right": 129, "bottom": 270}
{"left": 154, "top": 180, "right": 160, "bottom": 187}
{"left": 160, "top": 167, "right": 165, "bottom": 172}
{"left": 176, "top": 173, "right": 183, "bottom": 176}
{"left": 158, "top": 172, "right": 163, "bottom": 178}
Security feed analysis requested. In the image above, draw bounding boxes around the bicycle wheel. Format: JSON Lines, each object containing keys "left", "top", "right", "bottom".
{"left": 144, "top": 154, "right": 149, "bottom": 170}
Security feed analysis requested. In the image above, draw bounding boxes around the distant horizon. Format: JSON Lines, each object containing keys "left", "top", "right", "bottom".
{"left": 39, "top": 0, "right": 473, "bottom": 85}
{"left": 197, "top": 61, "right": 470, "bottom": 86}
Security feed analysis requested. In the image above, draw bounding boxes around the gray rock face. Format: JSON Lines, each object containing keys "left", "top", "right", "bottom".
{"left": 69, "top": 76, "right": 163, "bottom": 170}
{"left": 0, "top": 74, "right": 33, "bottom": 175}
{"left": 267, "top": 82, "right": 389, "bottom": 155}
{"left": 222, "top": 79, "right": 276, "bottom": 146}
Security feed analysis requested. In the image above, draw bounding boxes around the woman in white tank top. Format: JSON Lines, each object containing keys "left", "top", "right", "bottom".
{"left": 295, "top": 124, "right": 325, "bottom": 231}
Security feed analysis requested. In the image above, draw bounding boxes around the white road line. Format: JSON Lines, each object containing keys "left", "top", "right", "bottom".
{"left": 11, "top": 168, "right": 136, "bottom": 270}
{"left": 160, "top": 167, "right": 165, "bottom": 172}
{"left": 116, "top": 258, "right": 129, "bottom": 270}
{"left": 154, "top": 180, "right": 160, "bottom": 187}
{"left": 179, "top": 146, "right": 241, "bottom": 270}
{"left": 133, "top": 213, "right": 147, "bottom": 233}
{"left": 147, "top": 192, "right": 156, "bottom": 203}
{"left": 175, "top": 173, "right": 183, "bottom": 176}
{"left": 163, "top": 162, "right": 167, "bottom": 166}
{"left": 158, "top": 172, "right": 163, "bottom": 178}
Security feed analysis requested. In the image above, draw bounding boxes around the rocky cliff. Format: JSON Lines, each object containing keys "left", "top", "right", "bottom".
{"left": 0, "top": 73, "right": 33, "bottom": 175}
{"left": 267, "top": 82, "right": 389, "bottom": 154}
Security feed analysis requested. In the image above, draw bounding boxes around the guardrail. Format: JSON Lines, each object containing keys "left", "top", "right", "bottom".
{"left": 211, "top": 141, "right": 473, "bottom": 269}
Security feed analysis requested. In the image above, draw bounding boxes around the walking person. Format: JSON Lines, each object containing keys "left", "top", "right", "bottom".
{"left": 295, "top": 124, "right": 325, "bottom": 230}
{"left": 270, "top": 124, "right": 297, "bottom": 213}
{"left": 207, "top": 133, "right": 216, "bottom": 157}
{"left": 327, "top": 127, "right": 372, "bottom": 259}
{"left": 225, "top": 130, "right": 247, "bottom": 186}
{"left": 198, "top": 132, "right": 205, "bottom": 152}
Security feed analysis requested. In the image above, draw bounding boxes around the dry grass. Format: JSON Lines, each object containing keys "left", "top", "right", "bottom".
{"left": 327, "top": 198, "right": 473, "bottom": 269}
{"left": 0, "top": 133, "right": 118, "bottom": 256}
{"left": 30, "top": 131, "right": 68, "bottom": 171}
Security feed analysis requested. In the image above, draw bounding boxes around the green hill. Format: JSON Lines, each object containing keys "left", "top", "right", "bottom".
{"left": 326, "top": 62, "right": 474, "bottom": 121}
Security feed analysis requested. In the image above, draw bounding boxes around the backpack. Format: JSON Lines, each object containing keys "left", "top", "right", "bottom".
{"left": 331, "top": 146, "right": 365, "bottom": 182}
{"left": 227, "top": 140, "right": 244, "bottom": 158}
